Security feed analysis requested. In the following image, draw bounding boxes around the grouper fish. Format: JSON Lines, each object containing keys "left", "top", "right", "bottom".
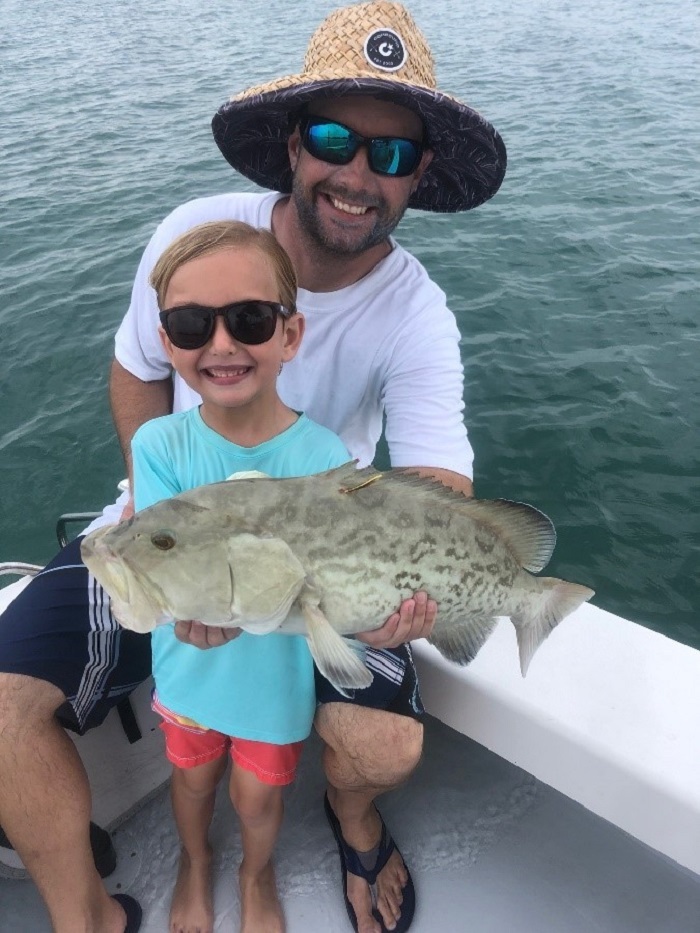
{"left": 81, "top": 462, "right": 594, "bottom": 691}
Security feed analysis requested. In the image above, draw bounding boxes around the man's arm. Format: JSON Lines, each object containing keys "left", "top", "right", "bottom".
{"left": 357, "top": 283, "right": 475, "bottom": 647}
{"left": 109, "top": 360, "right": 173, "bottom": 487}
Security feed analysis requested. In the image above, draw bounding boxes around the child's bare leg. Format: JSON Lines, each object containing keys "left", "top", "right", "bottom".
{"left": 229, "top": 764, "right": 285, "bottom": 933}
{"left": 169, "top": 756, "right": 227, "bottom": 933}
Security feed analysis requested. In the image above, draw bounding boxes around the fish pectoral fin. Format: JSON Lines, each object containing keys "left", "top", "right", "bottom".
{"left": 227, "top": 534, "right": 306, "bottom": 630}
{"left": 300, "top": 590, "right": 373, "bottom": 692}
{"left": 428, "top": 616, "right": 499, "bottom": 666}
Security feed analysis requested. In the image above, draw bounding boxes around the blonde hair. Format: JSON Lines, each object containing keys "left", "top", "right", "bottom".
{"left": 149, "top": 221, "right": 297, "bottom": 313}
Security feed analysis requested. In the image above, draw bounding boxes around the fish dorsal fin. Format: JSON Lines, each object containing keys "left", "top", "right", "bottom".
{"left": 457, "top": 498, "right": 556, "bottom": 573}
{"left": 361, "top": 471, "right": 556, "bottom": 573}
{"left": 320, "top": 460, "right": 380, "bottom": 490}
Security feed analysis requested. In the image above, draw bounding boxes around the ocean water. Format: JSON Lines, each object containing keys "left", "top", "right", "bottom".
{"left": 0, "top": 0, "right": 698, "bottom": 648}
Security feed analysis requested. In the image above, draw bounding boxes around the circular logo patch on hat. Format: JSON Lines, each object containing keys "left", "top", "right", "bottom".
{"left": 364, "top": 29, "right": 406, "bottom": 72}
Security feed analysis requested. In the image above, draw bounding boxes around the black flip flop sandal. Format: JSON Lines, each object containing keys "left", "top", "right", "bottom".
{"left": 113, "top": 893, "right": 143, "bottom": 933}
{"left": 90, "top": 822, "right": 117, "bottom": 878}
{"left": 324, "top": 792, "right": 416, "bottom": 933}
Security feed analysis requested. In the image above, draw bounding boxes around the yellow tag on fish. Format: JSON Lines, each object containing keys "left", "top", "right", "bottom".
{"left": 339, "top": 473, "right": 383, "bottom": 495}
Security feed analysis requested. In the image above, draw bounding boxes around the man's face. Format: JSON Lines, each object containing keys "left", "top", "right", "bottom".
{"left": 288, "top": 96, "right": 432, "bottom": 256}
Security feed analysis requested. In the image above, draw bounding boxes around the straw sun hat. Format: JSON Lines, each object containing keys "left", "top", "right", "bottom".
{"left": 212, "top": 1, "right": 506, "bottom": 213}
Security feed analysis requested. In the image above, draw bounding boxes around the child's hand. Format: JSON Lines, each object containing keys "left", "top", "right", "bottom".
{"left": 357, "top": 591, "right": 437, "bottom": 649}
{"left": 174, "top": 620, "right": 243, "bottom": 649}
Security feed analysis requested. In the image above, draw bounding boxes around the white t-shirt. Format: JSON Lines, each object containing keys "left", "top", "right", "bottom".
{"left": 89, "top": 191, "right": 473, "bottom": 531}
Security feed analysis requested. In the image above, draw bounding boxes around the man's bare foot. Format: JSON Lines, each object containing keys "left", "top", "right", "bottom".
{"left": 169, "top": 848, "right": 214, "bottom": 933}
{"left": 345, "top": 847, "right": 406, "bottom": 933}
{"left": 238, "top": 860, "right": 285, "bottom": 933}
{"left": 327, "top": 788, "right": 408, "bottom": 933}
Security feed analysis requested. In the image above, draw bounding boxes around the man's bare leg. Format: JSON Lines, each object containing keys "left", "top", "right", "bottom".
{"left": 0, "top": 673, "right": 127, "bottom": 933}
{"left": 315, "top": 702, "right": 423, "bottom": 933}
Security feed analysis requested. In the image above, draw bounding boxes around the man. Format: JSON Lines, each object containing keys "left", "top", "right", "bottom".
{"left": 0, "top": 3, "right": 506, "bottom": 932}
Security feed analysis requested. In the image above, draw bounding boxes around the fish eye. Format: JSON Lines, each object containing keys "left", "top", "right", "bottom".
{"left": 151, "top": 532, "right": 176, "bottom": 551}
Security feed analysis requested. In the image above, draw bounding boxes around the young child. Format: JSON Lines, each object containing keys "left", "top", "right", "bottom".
{"left": 131, "top": 220, "right": 350, "bottom": 933}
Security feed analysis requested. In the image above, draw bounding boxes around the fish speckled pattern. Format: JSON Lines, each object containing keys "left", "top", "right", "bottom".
{"left": 82, "top": 463, "right": 593, "bottom": 691}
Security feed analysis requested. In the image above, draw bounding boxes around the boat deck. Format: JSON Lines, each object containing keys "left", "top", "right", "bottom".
{"left": 4, "top": 715, "right": 700, "bottom": 932}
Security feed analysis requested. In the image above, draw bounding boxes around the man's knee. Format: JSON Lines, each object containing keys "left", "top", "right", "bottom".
{"left": 377, "top": 716, "right": 423, "bottom": 786}
{"left": 317, "top": 703, "right": 423, "bottom": 788}
{"left": 0, "top": 672, "right": 66, "bottom": 734}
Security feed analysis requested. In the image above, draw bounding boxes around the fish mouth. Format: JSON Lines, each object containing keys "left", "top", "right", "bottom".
{"left": 81, "top": 529, "right": 168, "bottom": 631}
{"left": 81, "top": 529, "right": 129, "bottom": 602}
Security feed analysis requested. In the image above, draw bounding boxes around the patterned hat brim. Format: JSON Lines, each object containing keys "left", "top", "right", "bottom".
{"left": 212, "top": 77, "right": 507, "bottom": 213}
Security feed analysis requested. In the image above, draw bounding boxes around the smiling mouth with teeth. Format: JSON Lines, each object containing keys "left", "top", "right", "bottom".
{"left": 329, "top": 196, "right": 370, "bottom": 216}
{"left": 203, "top": 366, "right": 251, "bottom": 378}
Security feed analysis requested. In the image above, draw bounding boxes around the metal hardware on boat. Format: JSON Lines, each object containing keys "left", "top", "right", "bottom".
{"left": 56, "top": 512, "right": 100, "bottom": 549}
{"left": 0, "top": 562, "right": 43, "bottom": 578}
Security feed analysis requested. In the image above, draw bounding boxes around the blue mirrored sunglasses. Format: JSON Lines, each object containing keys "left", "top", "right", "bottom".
{"left": 300, "top": 116, "right": 424, "bottom": 178}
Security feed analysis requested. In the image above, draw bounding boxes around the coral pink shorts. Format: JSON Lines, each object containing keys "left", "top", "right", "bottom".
{"left": 152, "top": 694, "right": 303, "bottom": 786}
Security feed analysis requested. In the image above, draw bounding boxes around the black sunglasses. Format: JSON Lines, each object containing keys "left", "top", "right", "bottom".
{"left": 299, "top": 116, "right": 424, "bottom": 178}
{"left": 159, "top": 300, "right": 290, "bottom": 350}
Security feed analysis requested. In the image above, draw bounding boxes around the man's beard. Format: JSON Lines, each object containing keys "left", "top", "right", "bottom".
{"left": 291, "top": 173, "right": 407, "bottom": 256}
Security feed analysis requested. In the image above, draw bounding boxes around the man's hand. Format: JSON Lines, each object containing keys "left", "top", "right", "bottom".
{"left": 357, "top": 591, "right": 437, "bottom": 650}
{"left": 174, "top": 620, "right": 243, "bottom": 649}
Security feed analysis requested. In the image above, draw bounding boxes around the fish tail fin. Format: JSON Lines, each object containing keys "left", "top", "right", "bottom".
{"left": 511, "top": 579, "right": 594, "bottom": 676}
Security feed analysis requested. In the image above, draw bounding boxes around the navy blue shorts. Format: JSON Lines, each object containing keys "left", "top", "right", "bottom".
{"left": 0, "top": 537, "right": 423, "bottom": 734}
{"left": 315, "top": 645, "right": 424, "bottom": 721}
{"left": 0, "top": 537, "right": 151, "bottom": 734}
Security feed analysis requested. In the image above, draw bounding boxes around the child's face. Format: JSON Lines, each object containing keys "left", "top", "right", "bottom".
{"left": 159, "top": 245, "right": 302, "bottom": 414}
